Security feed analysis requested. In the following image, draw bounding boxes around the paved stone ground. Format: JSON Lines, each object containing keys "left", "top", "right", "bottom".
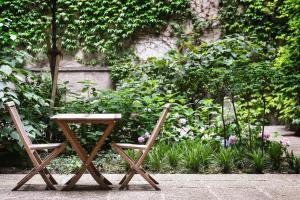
{"left": 266, "top": 126, "right": 300, "bottom": 155}
{"left": 0, "top": 174, "right": 300, "bottom": 200}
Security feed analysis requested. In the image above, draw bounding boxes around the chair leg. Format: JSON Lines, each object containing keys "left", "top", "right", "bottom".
{"left": 12, "top": 145, "right": 64, "bottom": 191}
{"left": 43, "top": 168, "right": 58, "bottom": 185}
{"left": 12, "top": 168, "right": 36, "bottom": 191}
{"left": 140, "top": 168, "right": 159, "bottom": 184}
{"left": 112, "top": 144, "right": 160, "bottom": 190}
{"left": 119, "top": 171, "right": 135, "bottom": 190}
{"left": 39, "top": 171, "right": 56, "bottom": 190}
{"left": 33, "top": 152, "right": 58, "bottom": 185}
{"left": 119, "top": 169, "right": 134, "bottom": 184}
{"left": 137, "top": 169, "right": 160, "bottom": 190}
{"left": 12, "top": 166, "right": 56, "bottom": 191}
{"left": 90, "top": 163, "right": 112, "bottom": 185}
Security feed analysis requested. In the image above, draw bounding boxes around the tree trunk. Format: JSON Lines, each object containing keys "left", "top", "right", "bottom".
{"left": 231, "top": 95, "right": 241, "bottom": 145}
{"left": 50, "top": 38, "right": 62, "bottom": 109}
{"left": 221, "top": 96, "right": 227, "bottom": 147}
{"left": 261, "top": 91, "right": 266, "bottom": 156}
{"left": 247, "top": 101, "right": 252, "bottom": 147}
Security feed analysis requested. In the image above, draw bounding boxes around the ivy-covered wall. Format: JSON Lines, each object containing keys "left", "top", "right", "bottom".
{"left": 1, "top": 0, "right": 190, "bottom": 63}
{"left": 1, "top": 0, "right": 221, "bottom": 67}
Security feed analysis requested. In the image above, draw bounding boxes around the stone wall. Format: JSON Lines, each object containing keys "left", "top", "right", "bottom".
{"left": 133, "top": 0, "right": 220, "bottom": 60}
{"left": 28, "top": 56, "right": 113, "bottom": 93}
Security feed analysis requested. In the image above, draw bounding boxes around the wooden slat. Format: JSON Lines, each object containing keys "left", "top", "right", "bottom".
{"left": 5, "top": 101, "right": 15, "bottom": 107}
{"left": 115, "top": 143, "right": 147, "bottom": 150}
{"left": 51, "top": 113, "right": 122, "bottom": 121}
{"left": 29, "top": 143, "right": 63, "bottom": 150}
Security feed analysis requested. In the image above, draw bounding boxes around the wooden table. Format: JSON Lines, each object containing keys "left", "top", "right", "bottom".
{"left": 51, "top": 113, "right": 121, "bottom": 190}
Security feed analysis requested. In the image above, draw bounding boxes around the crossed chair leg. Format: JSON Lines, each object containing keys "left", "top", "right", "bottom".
{"left": 12, "top": 143, "right": 66, "bottom": 191}
{"left": 111, "top": 143, "right": 160, "bottom": 191}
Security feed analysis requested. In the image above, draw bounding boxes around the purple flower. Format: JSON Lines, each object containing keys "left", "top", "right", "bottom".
{"left": 280, "top": 137, "right": 291, "bottom": 147}
{"left": 138, "top": 136, "right": 145, "bottom": 143}
{"left": 228, "top": 135, "right": 237, "bottom": 145}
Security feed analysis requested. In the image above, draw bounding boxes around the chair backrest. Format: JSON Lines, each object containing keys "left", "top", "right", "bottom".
{"left": 5, "top": 101, "right": 32, "bottom": 152}
{"left": 145, "top": 103, "right": 171, "bottom": 149}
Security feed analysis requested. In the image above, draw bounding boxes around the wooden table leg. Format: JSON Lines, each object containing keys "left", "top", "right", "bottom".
{"left": 56, "top": 121, "right": 115, "bottom": 190}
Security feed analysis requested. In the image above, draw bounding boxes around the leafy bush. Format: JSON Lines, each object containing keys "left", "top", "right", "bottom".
{"left": 147, "top": 148, "right": 163, "bottom": 172}
{"left": 268, "top": 143, "right": 283, "bottom": 170}
{"left": 0, "top": 17, "right": 53, "bottom": 152}
{"left": 249, "top": 151, "right": 265, "bottom": 173}
{"left": 166, "top": 146, "right": 179, "bottom": 168}
{"left": 214, "top": 148, "right": 235, "bottom": 173}
{"left": 198, "top": 143, "right": 213, "bottom": 169}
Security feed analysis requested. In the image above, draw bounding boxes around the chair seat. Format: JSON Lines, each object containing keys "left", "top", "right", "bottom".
{"left": 115, "top": 143, "right": 147, "bottom": 150}
{"left": 29, "top": 143, "right": 64, "bottom": 150}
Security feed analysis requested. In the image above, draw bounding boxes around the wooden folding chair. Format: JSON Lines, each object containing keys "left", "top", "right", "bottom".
{"left": 111, "top": 103, "right": 171, "bottom": 190}
{"left": 5, "top": 101, "right": 66, "bottom": 191}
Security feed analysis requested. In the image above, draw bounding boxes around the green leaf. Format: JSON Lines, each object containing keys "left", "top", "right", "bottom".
{"left": 10, "top": 131, "right": 19, "bottom": 140}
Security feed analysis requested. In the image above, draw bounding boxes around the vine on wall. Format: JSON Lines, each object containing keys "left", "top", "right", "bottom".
{"left": 219, "top": 0, "right": 289, "bottom": 44}
{"left": 1, "top": 0, "right": 190, "bottom": 62}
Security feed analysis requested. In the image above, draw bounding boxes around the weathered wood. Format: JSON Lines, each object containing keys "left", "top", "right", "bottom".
{"left": 5, "top": 101, "right": 66, "bottom": 191}
{"left": 29, "top": 143, "right": 64, "bottom": 150}
{"left": 115, "top": 143, "right": 147, "bottom": 150}
{"left": 53, "top": 113, "right": 121, "bottom": 190}
{"left": 51, "top": 113, "right": 122, "bottom": 120}
{"left": 111, "top": 104, "right": 171, "bottom": 190}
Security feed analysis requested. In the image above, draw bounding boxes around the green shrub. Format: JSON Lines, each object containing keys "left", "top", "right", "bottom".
{"left": 183, "top": 148, "right": 201, "bottom": 172}
{"left": 148, "top": 149, "right": 163, "bottom": 172}
{"left": 198, "top": 144, "right": 213, "bottom": 169}
{"left": 268, "top": 143, "right": 283, "bottom": 170}
{"left": 249, "top": 151, "right": 265, "bottom": 173}
{"left": 215, "top": 148, "right": 235, "bottom": 173}
{"left": 295, "top": 157, "right": 300, "bottom": 174}
{"left": 167, "top": 146, "right": 180, "bottom": 168}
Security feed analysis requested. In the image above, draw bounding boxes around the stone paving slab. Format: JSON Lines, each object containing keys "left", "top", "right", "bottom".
{"left": 0, "top": 174, "right": 300, "bottom": 200}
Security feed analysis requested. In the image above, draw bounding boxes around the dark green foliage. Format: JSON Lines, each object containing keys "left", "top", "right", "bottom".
{"left": 219, "top": 0, "right": 289, "bottom": 43}
{"left": 215, "top": 148, "right": 235, "bottom": 173}
{"left": 148, "top": 147, "right": 165, "bottom": 172}
{"left": 220, "top": 0, "right": 300, "bottom": 135}
{"left": 167, "top": 146, "right": 179, "bottom": 168}
{"left": 273, "top": 0, "right": 300, "bottom": 135}
{"left": 249, "top": 151, "right": 265, "bottom": 173}
{"left": 183, "top": 148, "right": 201, "bottom": 172}
{"left": 295, "top": 157, "right": 300, "bottom": 174}
{"left": 268, "top": 143, "right": 283, "bottom": 170}
{"left": 0, "top": 15, "right": 52, "bottom": 152}
{"left": 198, "top": 143, "right": 213, "bottom": 169}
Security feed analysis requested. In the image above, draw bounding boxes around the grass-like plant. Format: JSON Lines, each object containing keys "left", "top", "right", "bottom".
{"left": 286, "top": 151, "right": 295, "bottom": 170}
{"left": 198, "top": 144, "right": 213, "bottom": 169}
{"left": 184, "top": 148, "right": 201, "bottom": 172}
{"left": 268, "top": 143, "right": 283, "bottom": 170}
{"left": 148, "top": 150, "right": 162, "bottom": 171}
{"left": 167, "top": 147, "right": 179, "bottom": 168}
{"left": 215, "top": 148, "right": 235, "bottom": 173}
{"left": 249, "top": 150, "right": 264, "bottom": 173}
{"left": 147, "top": 144, "right": 168, "bottom": 171}
{"left": 295, "top": 157, "right": 300, "bottom": 174}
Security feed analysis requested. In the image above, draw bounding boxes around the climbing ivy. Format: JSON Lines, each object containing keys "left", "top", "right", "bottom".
{"left": 219, "top": 0, "right": 289, "bottom": 44}
{"left": 1, "top": 0, "right": 190, "bottom": 62}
